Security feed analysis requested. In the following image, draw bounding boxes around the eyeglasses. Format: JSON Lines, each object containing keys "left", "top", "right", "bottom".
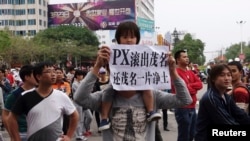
{"left": 42, "top": 69, "right": 56, "bottom": 74}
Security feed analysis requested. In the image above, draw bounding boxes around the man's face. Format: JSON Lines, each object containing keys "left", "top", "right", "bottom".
{"left": 56, "top": 70, "right": 64, "bottom": 81}
{"left": 228, "top": 65, "right": 242, "bottom": 82}
{"left": 38, "top": 67, "right": 57, "bottom": 85}
{"left": 177, "top": 52, "right": 189, "bottom": 66}
{"left": 213, "top": 68, "right": 232, "bottom": 90}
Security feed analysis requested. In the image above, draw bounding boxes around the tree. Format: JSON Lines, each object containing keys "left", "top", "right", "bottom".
{"left": 0, "top": 30, "right": 11, "bottom": 51}
{"left": 172, "top": 33, "right": 205, "bottom": 65}
{"left": 32, "top": 25, "right": 100, "bottom": 66}
{"left": 225, "top": 42, "right": 250, "bottom": 62}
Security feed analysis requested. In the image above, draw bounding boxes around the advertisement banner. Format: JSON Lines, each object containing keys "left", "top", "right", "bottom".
{"left": 137, "top": 17, "right": 154, "bottom": 32}
{"left": 48, "top": 0, "right": 136, "bottom": 30}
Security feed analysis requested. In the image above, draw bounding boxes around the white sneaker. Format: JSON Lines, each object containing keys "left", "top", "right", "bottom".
{"left": 76, "top": 135, "right": 88, "bottom": 141}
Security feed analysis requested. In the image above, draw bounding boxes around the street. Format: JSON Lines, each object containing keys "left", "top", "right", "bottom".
{"left": 1, "top": 84, "right": 207, "bottom": 141}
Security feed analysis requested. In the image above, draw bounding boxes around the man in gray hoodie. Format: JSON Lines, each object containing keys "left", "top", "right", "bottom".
{"left": 74, "top": 46, "right": 192, "bottom": 141}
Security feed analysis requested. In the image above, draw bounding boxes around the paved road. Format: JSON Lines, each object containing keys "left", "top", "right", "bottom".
{"left": 1, "top": 84, "right": 207, "bottom": 141}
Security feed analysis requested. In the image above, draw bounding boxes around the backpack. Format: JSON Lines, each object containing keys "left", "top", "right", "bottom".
{"left": 232, "top": 83, "right": 250, "bottom": 115}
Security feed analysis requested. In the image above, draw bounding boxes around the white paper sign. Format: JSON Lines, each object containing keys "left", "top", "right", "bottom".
{"left": 109, "top": 44, "right": 171, "bottom": 90}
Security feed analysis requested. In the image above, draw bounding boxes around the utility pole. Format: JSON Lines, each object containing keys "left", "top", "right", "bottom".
{"left": 236, "top": 20, "right": 246, "bottom": 62}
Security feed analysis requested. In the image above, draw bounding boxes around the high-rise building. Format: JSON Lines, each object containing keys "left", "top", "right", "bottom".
{"left": 0, "top": 0, "right": 48, "bottom": 36}
{"left": 136, "top": 0, "right": 154, "bottom": 21}
{"left": 0, "top": 0, "right": 155, "bottom": 42}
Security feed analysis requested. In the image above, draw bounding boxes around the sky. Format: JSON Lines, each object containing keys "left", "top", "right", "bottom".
{"left": 50, "top": 0, "right": 250, "bottom": 62}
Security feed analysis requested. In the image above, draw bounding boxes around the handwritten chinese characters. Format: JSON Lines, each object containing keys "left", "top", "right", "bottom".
{"left": 109, "top": 45, "right": 170, "bottom": 90}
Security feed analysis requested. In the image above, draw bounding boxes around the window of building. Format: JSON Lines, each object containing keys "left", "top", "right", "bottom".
{"left": 15, "top": 0, "right": 25, "bottom": 5}
{"left": 15, "top": 9, "right": 25, "bottom": 15}
{"left": 39, "top": 9, "right": 42, "bottom": 15}
{"left": 0, "top": 9, "right": 7, "bottom": 15}
{"left": 15, "top": 20, "right": 26, "bottom": 26}
{"left": 44, "top": 21, "right": 46, "bottom": 27}
{"left": 0, "top": 0, "right": 8, "bottom": 4}
{"left": 16, "top": 30, "right": 26, "bottom": 36}
{"left": 9, "top": 20, "right": 14, "bottom": 25}
{"left": 27, "top": 0, "right": 35, "bottom": 4}
{"left": 39, "top": 0, "right": 41, "bottom": 5}
{"left": 43, "top": 10, "right": 46, "bottom": 16}
{"left": 4, "top": 20, "right": 8, "bottom": 26}
{"left": 28, "top": 30, "right": 36, "bottom": 36}
{"left": 27, "top": 8, "right": 35, "bottom": 14}
{"left": 39, "top": 19, "right": 42, "bottom": 26}
{"left": 8, "top": 0, "right": 14, "bottom": 4}
{"left": 28, "top": 19, "right": 36, "bottom": 25}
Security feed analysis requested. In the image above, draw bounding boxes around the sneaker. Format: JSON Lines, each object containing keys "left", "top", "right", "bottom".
{"left": 76, "top": 135, "right": 88, "bottom": 141}
{"left": 146, "top": 111, "right": 162, "bottom": 122}
{"left": 98, "top": 119, "right": 111, "bottom": 131}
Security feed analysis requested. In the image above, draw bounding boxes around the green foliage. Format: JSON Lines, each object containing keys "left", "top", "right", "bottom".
{"left": 33, "top": 25, "right": 99, "bottom": 46}
{"left": 225, "top": 42, "right": 250, "bottom": 62}
{"left": 0, "top": 30, "right": 11, "bottom": 51}
{"left": 172, "top": 33, "right": 205, "bottom": 65}
{"left": 32, "top": 25, "right": 100, "bottom": 65}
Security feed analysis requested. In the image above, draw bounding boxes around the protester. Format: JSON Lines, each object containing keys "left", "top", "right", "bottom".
{"left": 74, "top": 21, "right": 192, "bottom": 140}
{"left": 98, "top": 21, "right": 161, "bottom": 131}
{"left": 206, "top": 60, "right": 215, "bottom": 89}
{"left": 5, "top": 68, "right": 15, "bottom": 89}
{"left": 0, "top": 68, "right": 12, "bottom": 104}
{"left": 228, "top": 61, "right": 250, "bottom": 114}
{"left": 8, "top": 62, "right": 78, "bottom": 141}
{"left": 173, "top": 50, "right": 203, "bottom": 141}
{"left": 52, "top": 67, "right": 72, "bottom": 135}
{"left": 2, "top": 65, "right": 37, "bottom": 141}
{"left": 195, "top": 64, "right": 250, "bottom": 141}
{"left": 71, "top": 70, "right": 88, "bottom": 141}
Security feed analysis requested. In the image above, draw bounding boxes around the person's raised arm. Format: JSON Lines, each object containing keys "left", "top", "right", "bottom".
{"left": 92, "top": 46, "right": 111, "bottom": 76}
{"left": 74, "top": 46, "right": 111, "bottom": 110}
{"left": 168, "top": 52, "right": 179, "bottom": 80}
{"left": 156, "top": 52, "right": 192, "bottom": 109}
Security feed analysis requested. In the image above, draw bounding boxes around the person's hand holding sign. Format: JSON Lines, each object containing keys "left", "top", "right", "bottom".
{"left": 167, "top": 52, "right": 179, "bottom": 80}
{"left": 92, "top": 46, "right": 111, "bottom": 76}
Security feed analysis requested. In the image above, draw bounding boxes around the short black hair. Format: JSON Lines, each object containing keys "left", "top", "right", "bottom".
{"left": 174, "top": 50, "right": 186, "bottom": 60}
{"left": 228, "top": 61, "right": 243, "bottom": 72}
{"left": 19, "top": 65, "right": 34, "bottom": 82}
{"left": 209, "top": 64, "right": 231, "bottom": 88}
{"left": 0, "top": 68, "right": 5, "bottom": 73}
{"left": 115, "top": 21, "right": 140, "bottom": 44}
{"left": 55, "top": 67, "right": 63, "bottom": 72}
{"left": 74, "top": 70, "right": 87, "bottom": 78}
{"left": 33, "top": 62, "right": 54, "bottom": 83}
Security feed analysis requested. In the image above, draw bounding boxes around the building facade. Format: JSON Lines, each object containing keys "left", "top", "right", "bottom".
{"left": 0, "top": 0, "right": 155, "bottom": 43}
{"left": 0, "top": 0, "right": 48, "bottom": 36}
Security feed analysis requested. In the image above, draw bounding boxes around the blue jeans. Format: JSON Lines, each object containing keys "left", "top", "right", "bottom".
{"left": 175, "top": 108, "right": 196, "bottom": 141}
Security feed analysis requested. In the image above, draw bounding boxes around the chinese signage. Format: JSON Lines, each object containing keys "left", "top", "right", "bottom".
{"left": 137, "top": 17, "right": 154, "bottom": 32}
{"left": 48, "top": 0, "right": 136, "bottom": 30}
{"left": 109, "top": 45, "right": 171, "bottom": 90}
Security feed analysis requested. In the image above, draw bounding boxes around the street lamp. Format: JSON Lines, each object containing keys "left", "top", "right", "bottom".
{"left": 236, "top": 20, "right": 246, "bottom": 54}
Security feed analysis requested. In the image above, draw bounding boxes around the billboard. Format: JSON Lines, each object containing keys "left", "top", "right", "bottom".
{"left": 48, "top": 0, "right": 136, "bottom": 30}
{"left": 137, "top": 17, "right": 154, "bottom": 32}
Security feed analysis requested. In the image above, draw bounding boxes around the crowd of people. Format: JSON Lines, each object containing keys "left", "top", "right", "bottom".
{"left": 0, "top": 21, "right": 250, "bottom": 141}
